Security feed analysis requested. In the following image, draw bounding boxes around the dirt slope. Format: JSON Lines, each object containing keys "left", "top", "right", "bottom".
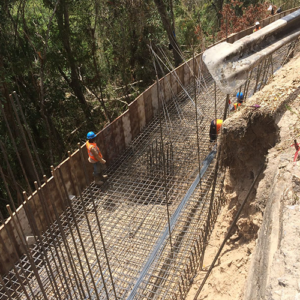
{"left": 186, "top": 50, "right": 300, "bottom": 300}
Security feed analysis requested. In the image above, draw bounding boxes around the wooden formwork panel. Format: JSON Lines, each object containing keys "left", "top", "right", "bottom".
{"left": 137, "top": 94, "right": 146, "bottom": 132}
{"left": 0, "top": 222, "right": 20, "bottom": 275}
{"left": 69, "top": 149, "right": 91, "bottom": 191}
{"left": 164, "top": 74, "right": 172, "bottom": 103}
{"left": 57, "top": 157, "right": 76, "bottom": 198}
{"left": 184, "top": 62, "right": 191, "bottom": 86}
{"left": 129, "top": 100, "right": 140, "bottom": 140}
{"left": 176, "top": 67, "right": 184, "bottom": 93}
{"left": 170, "top": 70, "right": 179, "bottom": 95}
{"left": 151, "top": 84, "right": 159, "bottom": 116}
{"left": 100, "top": 125, "right": 116, "bottom": 164}
{"left": 144, "top": 88, "right": 154, "bottom": 125}
{"left": 122, "top": 111, "right": 132, "bottom": 147}
{"left": 26, "top": 192, "right": 48, "bottom": 233}
{"left": 158, "top": 79, "right": 165, "bottom": 110}
{"left": 41, "top": 177, "right": 66, "bottom": 219}
{"left": 112, "top": 116, "right": 126, "bottom": 159}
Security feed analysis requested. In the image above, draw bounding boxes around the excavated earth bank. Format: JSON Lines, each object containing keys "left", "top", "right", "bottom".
{"left": 186, "top": 51, "right": 300, "bottom": 300}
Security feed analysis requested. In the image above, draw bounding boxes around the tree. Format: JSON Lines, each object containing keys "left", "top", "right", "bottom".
{"left": 153, "top": 0, "right": 183, "bottom": 67}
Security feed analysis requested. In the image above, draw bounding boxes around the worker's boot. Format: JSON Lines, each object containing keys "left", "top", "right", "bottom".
{"left": 94, "top": 174, "right": 104, "bottom": 186}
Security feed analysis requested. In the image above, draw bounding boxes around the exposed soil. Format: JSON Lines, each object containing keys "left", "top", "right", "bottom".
{"left": 186, "top": 50, "right": 300, "bottom": 300}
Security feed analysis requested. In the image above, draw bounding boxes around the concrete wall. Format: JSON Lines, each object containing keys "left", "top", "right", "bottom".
{"left": 0, "top": 6, "right": 299, "bottom": 276}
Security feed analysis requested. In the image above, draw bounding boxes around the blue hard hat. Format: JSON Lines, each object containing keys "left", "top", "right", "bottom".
{"left": 236, "top": 92, "right": 244, "bottom": 100}
{"left": 87, "top": 131, "right": 96, "bottom": 139}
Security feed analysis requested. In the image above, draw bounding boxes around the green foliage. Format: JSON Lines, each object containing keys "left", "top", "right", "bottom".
{"left": 0, "top": 0, "right": 299, "bottom": 219}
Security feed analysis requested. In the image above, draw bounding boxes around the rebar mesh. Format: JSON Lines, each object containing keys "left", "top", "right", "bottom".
{"left": 0, "top": 39, "right": 299, "bottom": 300}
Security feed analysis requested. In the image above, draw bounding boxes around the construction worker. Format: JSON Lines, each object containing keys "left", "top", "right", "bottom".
{"left": 233, "top": 102, "right": 241, "bottom": 110}
{"left": 253, "top": 21, "right": 261, "bottom": 32}
{"left": 86, "top": 131, "right": 107, "bottom": 185}
{"left": 236, "top": 92, "right": 244, "bottom": 103}
{"left": 209, "top": 119, "right": 223, "bottom": 143}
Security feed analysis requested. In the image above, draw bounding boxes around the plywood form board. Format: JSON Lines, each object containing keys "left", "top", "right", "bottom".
{"left": 15, "top": 204, "right": 32, "bottom": 238}
{"left": 69, "top": 149, "right": 89, "bottom": 193}
{"left": 26, "top": 192, "right": 48, "bottom": 233}
{"left": 198, "top": 55, "right": 206, "bottom": 77}
{"left": 170, "top": 70, "right": 179, "bottom": 95}
{"left": 151, "top": 84, "right": 159, "bottom": 116}
{"left": 40, "top": 177, "right": 66, "bottom": 223}
{"left": 192, "top": 57, "right": 198, "bottom": 78}
{"left": 143, "top": 87, "right": 154, "bottom": 125}
{"left": 56, "top": 157, "right": 77, "bottom": 198}
{"left": 188, "top": 59, "right": 195, "bottom": 84}
{"left": 176, "top": 67, "right": 184, "bottom": 94}
{"left": 122, "top": 111, "right": 132, "bottom": 147}
{"left": 99, "top": 128, "right": 115, "bottom": 165}
{"left": 184, "top": 62, "right": 191, "bottom": 86}
{"left": 129, "top": 100, "right": 140, "bottom": 140}
{"left": 0, "top": 222, "right": 21, "bottom": 275}
{"left": 163, "top": 74, "right": 172, "bottom": 103}
{"left": 136, "top": 94, "right": 146, "bottom": 132}
{"left": 112, "top": 116, "right": 126, "bottom": 159}
{"left": 157, "top": 78, "right": 165, "bottom": 110}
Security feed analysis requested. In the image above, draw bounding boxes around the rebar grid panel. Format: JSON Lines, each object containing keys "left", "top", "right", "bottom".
{"left": 0, "top": 39, "right": 298, "bottom": 300}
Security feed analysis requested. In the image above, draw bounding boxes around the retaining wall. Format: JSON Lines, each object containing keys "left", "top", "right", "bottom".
{"left": 0, "top": 6, "right": 299, "bottom": 276}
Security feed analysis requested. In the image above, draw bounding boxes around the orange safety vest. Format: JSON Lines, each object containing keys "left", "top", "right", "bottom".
{"left": 253, "top": 27, "right": 261, "bottom": 32}
{"left": 86, "top": 141, "right": 102, "bottom": 162}
{"left": 234, "top": 103, "right": 241, "bottom": 110}
{"left": 216, "top": 119, "right": 223, "bottom": 134}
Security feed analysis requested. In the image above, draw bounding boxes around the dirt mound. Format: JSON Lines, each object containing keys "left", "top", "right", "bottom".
{"left": 186, "top": 51, "right": 300, "bottom": 300}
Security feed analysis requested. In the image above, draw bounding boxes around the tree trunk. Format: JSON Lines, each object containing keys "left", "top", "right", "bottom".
{"left": 153, "top": 0, "right": 182, "bottom": 67}
{"left": 56, "top": 0, "right": 95, "bottom": 130}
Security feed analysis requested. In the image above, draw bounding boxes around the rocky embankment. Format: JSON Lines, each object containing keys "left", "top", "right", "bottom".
{"left": 187, "top": 50, "right": 300, "bottom": 300}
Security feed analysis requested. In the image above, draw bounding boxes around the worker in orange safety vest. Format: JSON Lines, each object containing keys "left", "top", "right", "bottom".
{"left": 233, "top": 102, "right": 241, "bottom": 110}
{"left": 86, "top": 131, "right": 108, "bottom": 185}
{"left": 209, "top": 119, "right": 223, "bottom": 143}
{"left": 253, "top": 21, "right": 261, "bottom": 32}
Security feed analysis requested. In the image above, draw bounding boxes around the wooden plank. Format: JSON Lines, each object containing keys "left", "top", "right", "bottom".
{"left": 137, "top": 94, "right": 146, "bottom": 131}
{"left": 170, "top": 70, "right": 178, "bottom": 96}
{"left": 113, "top": 116, "right": 126, "bottom": 159}
{"left": 69, "top": 148, "right": 91, "bottom": 191}
{"left": 0, "top": 222, "right": 19, "bottom": 275}
{"left": 122, "top": 111, "right": 132, "bottom": 147}
{"left": 144, "top": 88, "right": 154, "bottom": 125}
{"left": 129, "top": 100, "right": 140, "bottom": 140}
{"left": 151, "top": 84, "right": 159, "bottom": 116}
{"left": 164, "top": 74, "right": 172, "bottom": 103}
{"left": 99, "top": 126, "right": 115, "bottom": 164}
{"left": 184, "top": 62, "right": 191, "bottom": 86}
{"left": 176, "top": 67, "right": 184, "bottom": 93}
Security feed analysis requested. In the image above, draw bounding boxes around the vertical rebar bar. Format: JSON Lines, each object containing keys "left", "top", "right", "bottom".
{"left": 68, "top": 152, "right": 111, "bottom": 299}
{"left": 0, "top": 165, "right": 47, "bottom": 300}
{"left": 48, "top": 173, "right": 87, "bottom": 299}
{"left": 0, "top": 98, "right": 32, "bottom": 194}
{"left": 193, "top": 164, "right": 265, "bottom": 300}
{"left": 51, "top": 167, "right": 91, "bottom": 298}
{"left": 156, "top": 75, "right": 173, "bottom": 253}
{"left": 57, "top": 167, "right": 100, "bottom": 300}
{"left": 33, "top": 181, "right": 69, "bottom": 300}
{"left": 22, "top": 192, "right": 61, "bottom": 300}
{"left": 8, "top": 94, "right": 41, "bottom": 186}
{"left": 13, "top": 92, "right": 45, "bottom": 175}
{"left": 0, "top": 141, "right": 22, "bottom": 205}
{"left": 0, "top": 211, "right": 35, "bottom": 300}
{"left": 77, "top": 144, "right": 118, "bottom": 299}
{"left": 193, "top": 51, "right": 202, "bottom": 188}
